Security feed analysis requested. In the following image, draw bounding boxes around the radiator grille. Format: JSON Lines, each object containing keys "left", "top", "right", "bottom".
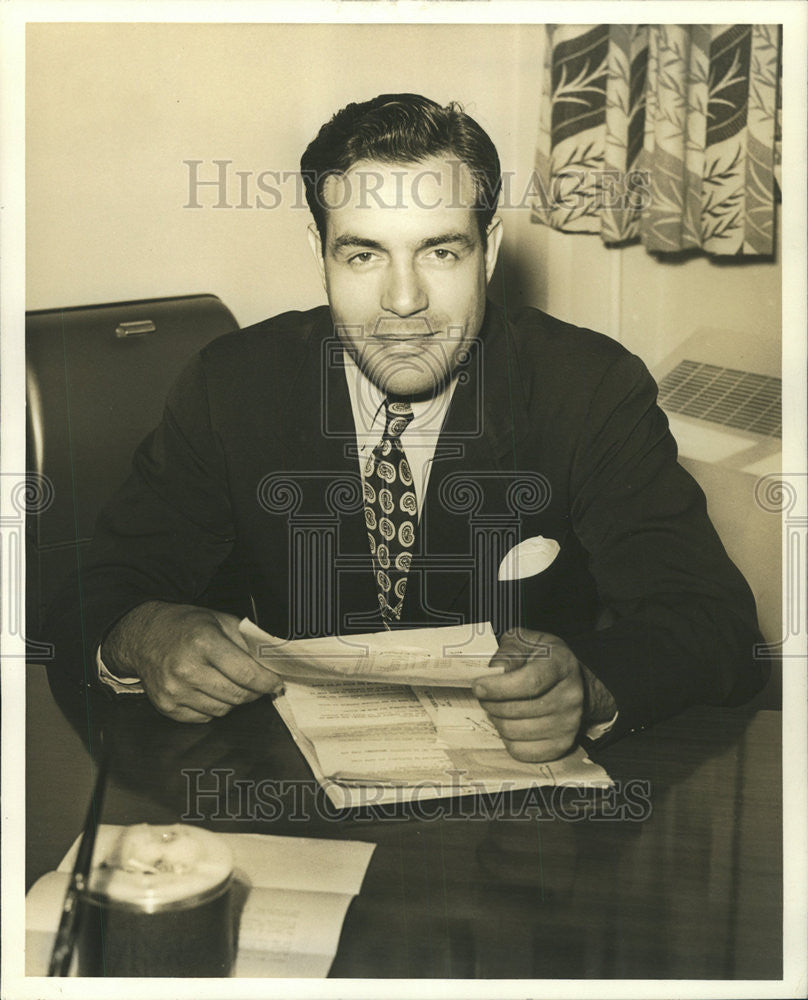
{"left": 658, "top": 360, "right": 781, "bottom": 438}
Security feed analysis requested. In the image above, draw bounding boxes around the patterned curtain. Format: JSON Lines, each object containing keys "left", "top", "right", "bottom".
{"left": 532, "top": 24, "right": 782, "bottom": 256}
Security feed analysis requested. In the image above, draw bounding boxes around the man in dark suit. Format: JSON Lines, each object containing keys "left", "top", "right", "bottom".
{"left": 65, "top": 93, "right": 767, "bottom": 761}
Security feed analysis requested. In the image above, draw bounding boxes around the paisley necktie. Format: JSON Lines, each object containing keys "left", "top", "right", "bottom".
{"left": 363, "top": 399, "right": 417, "bottom": 626}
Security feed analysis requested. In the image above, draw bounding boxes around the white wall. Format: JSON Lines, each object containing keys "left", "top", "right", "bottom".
{"left": 27, "top": 22, "right": 527, "bottom": 327}
{"left": 505, "top": 210, "right": 782, "bottom": 370}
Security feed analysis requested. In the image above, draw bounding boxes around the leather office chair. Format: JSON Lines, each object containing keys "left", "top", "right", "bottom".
{"left": 25, "top": 294, "right": 239, "bottom": 659}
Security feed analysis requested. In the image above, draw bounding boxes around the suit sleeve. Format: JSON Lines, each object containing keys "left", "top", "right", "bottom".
{"left": 562, "top": 352, "right": 768, "bottom": 740}
{"left": 44, "top": 352, "right": 236, "bottom": 688}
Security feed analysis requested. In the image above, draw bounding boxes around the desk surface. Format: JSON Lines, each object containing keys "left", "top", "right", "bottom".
{"left": 25, "top": 664, "right": 782, "bottom": 980}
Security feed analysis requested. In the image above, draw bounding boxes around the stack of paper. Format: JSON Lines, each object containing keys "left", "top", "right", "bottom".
{"left": 240, "top": 621, "right": 613, "bottom": 807}
{"left": 26, "top": 826, "right": 375, "bottom": 977}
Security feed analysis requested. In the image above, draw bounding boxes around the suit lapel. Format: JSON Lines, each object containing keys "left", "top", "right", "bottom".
{"left": 402, "top": 304, "right": 531, "bottom": 627}
{"left": 276, "top": 312, "right": 381, "bottom": 633}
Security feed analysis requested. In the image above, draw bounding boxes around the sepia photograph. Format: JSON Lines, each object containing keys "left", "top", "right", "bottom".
{"left": 2, "top": 2, "right": 806, "bottom": 997}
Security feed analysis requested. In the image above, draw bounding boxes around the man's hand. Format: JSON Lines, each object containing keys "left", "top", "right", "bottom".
{"left": 473, "top": 628, "right": 616, "bottom": 763}
{"left": 101, "top": 601, "right": 283, "bottom": 723}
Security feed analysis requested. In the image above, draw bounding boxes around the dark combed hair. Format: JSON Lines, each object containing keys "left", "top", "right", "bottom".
{"left": 300, "top": 93, "right": 502, "bottom": 248}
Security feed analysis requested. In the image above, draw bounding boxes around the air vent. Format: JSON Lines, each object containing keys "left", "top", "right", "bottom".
{"left": 658, "top": 360, "right": 781, "bottom": 438}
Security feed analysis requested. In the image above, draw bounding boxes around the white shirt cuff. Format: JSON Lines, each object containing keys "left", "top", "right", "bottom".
{"left": 97, "top": 646, "right": 145, "bottom": 694}
{"left": 584, "top": 710, "right": 619, "bottom": 742}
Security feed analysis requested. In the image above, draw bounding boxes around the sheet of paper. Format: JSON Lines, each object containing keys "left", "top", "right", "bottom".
{"left": 279, "top": 679, "right": 427, "bottom": 731}
{"left": 315, "top": 733, "right": 458, "bottom": 784}
{"left": 58, "top": 827, "right": 375, "bottom": 897}
{"left": 237, "top": 887, "right": 354, "bottom": 955}
{"left": 25, "top": 871, "right": 72, "bottom": 933}
{"left": 222, "top": 832, "right": 374, "bottom": 896}
{"left": 24, "top": 872, "right": 80, "bottom": 975}
{"left": 234, "top": 949, "right": 333, "bottom": 978}
{"left": 240, "top": 619, "right": 503, "bottom": 687}
{"left": 414, "top": 685, "right": 505, "bottom": 748}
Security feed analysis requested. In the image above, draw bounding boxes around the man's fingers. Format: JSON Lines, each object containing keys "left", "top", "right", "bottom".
{"left": 502, "top": 737, "right": 575, "bottom": 763}
{"left": 152, "top": 665, "right": 262, "bottom": 720}
{"left": 195, "top": 659, "right": 273, "bottom": 706}
{"left": 487, "top": 712, "right": 579, "bottom": 743}
{"left": 147, "top": 668, "right": 236, "bottom": 718}
{"left": 487, "top": 647, "right": 527, "bottom": 675}
{"left": 197, "top": 627, "right": 284, "bottom": 697}
{"left": 479, "top": 670, "right": 583, "bottom": 719}
{"left": 154, "top": 702, "right": 217, "bottom": 725}
{"left": 474, "top": 659, "right": 558, "bottom": 702}
{"left": 177, "top": 689, "right": 243, "bottom": 718}
{"left": 487, "top": 628, "right": 544, "bottom": 675}
{"left": 479, "top": 695, "right": 553, "bottom": 720}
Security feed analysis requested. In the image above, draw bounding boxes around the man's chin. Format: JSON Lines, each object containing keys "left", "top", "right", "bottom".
{"left": 353, "top": 349, "right": 450, "bottom": 400}
{"left": 376, "top": 367, "right": 451, "bottom": 400}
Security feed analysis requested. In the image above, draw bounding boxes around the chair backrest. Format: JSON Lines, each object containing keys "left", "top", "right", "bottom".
{"left": 26, "top": 294, "right": 239, "bottom": 648}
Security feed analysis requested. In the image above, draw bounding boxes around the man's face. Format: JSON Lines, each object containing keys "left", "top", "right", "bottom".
{"left": 308, "top": 156, "right": 502, "bottom": 398}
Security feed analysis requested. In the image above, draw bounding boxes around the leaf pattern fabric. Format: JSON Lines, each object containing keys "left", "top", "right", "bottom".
{"left": 533, "top": 24, "right": 782, "bottom": 256}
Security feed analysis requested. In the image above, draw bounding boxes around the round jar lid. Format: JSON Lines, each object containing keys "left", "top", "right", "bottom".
{"left": 85, "top": 824, "right": 233, "bottom": 910}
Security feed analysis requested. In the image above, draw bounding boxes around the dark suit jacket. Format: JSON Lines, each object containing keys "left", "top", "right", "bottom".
{"left": 49, "top": 301, "right": 767, "bottom": 741}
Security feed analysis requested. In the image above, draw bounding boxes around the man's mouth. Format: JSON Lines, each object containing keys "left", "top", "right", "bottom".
{"left": 371, "top": 318, "right": 438, "bottom": 342}
{"left": 375, "top": 332, "right": 437, "bottom": 343}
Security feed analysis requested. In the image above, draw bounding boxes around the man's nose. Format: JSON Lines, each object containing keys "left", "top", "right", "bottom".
{"left": 380, "top": 261, "right": 428, "bottom": 316}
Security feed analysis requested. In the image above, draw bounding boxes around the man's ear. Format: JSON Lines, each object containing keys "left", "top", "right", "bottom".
{"left": 307, "top": 223, "right": 327, "bottom": 289}
{"left": 484, "top": 217, "right": 504, "bottom": 283}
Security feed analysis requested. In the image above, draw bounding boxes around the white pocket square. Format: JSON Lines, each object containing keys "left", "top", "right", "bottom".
{"left": 498, "top": 536, "right": 560, "bottom": 582}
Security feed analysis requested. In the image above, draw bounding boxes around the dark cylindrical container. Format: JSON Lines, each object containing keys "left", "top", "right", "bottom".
{"left": 75, "top": 824, "right": 234, "bottom": 977}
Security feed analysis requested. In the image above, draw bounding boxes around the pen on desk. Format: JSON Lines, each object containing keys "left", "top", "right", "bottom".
{"left": 47, "top": 750, "right": 109, "bottom": 977}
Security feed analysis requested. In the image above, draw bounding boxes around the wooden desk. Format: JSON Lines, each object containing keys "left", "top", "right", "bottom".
{"left": 25, "top": 664, "right": 782, "bottom": 979}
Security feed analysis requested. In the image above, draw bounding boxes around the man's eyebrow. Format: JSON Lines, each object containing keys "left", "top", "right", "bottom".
{"left": 332, "top": 234, "right": 386, "bottom": 252}
{"left": 417, "top": 232, "right": 476, "bottom": 251}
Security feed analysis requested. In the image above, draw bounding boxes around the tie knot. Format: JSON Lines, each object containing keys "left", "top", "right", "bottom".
{"left": 383, "top": 399, "right": 413, "bottom": 439}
